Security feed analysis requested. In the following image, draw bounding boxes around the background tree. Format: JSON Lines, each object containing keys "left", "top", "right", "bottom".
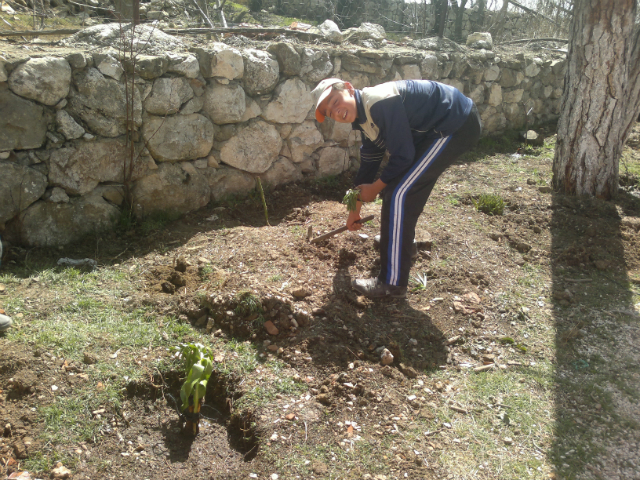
{"left": 431, "top": 0, "right": 448, "bottom": 37}
{"left": 449, "top": 0, "right": 469, "bottom": 41}
{"left": 552, "top": 0, "right": 640, "bottom": 199}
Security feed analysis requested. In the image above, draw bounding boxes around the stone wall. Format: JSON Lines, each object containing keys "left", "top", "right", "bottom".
{"left": 0, "top": 26, "right": 567, "bottom": 247}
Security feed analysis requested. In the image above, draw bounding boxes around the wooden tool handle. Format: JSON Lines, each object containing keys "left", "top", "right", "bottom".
{"left": 310, "top": 215, "right": 375, "bottom": 244}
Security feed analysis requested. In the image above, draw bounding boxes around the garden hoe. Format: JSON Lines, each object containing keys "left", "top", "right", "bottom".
{"left": 310, "top": 215, "right": 374, "bottom": 244}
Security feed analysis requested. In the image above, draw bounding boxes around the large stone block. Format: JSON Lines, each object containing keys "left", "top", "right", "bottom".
{"left": 317, "top": 147, "right": 349, "bottom": 177}
{"left": 487, "top": 84, "right": 502, "bottom": 106}
{"left": 144, "top": 77, "right": 194, "bottom": 115}
{"left": 503, "top": 88, "right": 524, "bottom": 103}
{"left": 288, "top": 121, "right": 324, "bottom": 163}
{"left": 0, "top": 162, "right": 47, "bottom": 225}
{"left": 259, "top": 157, "right": 302, "bottom": 187}
{"left": 420, "top": 54, "right": 438, "bottom": 80}
{"left": 400, "top": 64, "right": 421, "bottom": 80}
{"left": 243, "top": 49, "right": 279, "bottom": 95}
{"left": 56, "top": 110, "right": 85, "bottom": 140}
{"left": 262, "top": 78, "right": 313, "bottom": 124}
{"left": 68, "top": 68, "right": 142, "bottom": 138}
{"left": 203, "top": 82, "right": 246, "bottom": 124}
{"left": 0, "top": 89, "right": 47, "bottom": 151}
{"left": 267, "top": 42, "right": 301, "bottom": 77}
{"left": 220, "top": 120, "right": 282, "bottom": 174}
{"left": 132, "top": 162, "right": 210, "bottom": 217}
{"left": 195, "top": 44, "right": 244, "bottom": 79}
{"left": 143, "top": 114, "right": 215, "bottom": 162}
{"left": 167, "top": 53, "right": 200, "bottom": 78}
{"left": 16, "top": 194, "right": 119, "bottom": 247}
{"left": 48, "top": 138, "right": 151, "bottom": 195}
{"left": 8, "top": 57, "right": 71, "bottom": 106}
{"left": 204, "top": 166, "right": 255, "bottom": 202}
{"left": 300, "top": 49, "right": 333, "bottom": 83}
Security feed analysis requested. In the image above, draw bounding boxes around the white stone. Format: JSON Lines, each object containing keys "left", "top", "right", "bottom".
{"left": 288, "top": 121, "right": 324, "bottom": 163}
{"left": 317, "top": 147, "right": 349, "bottom": 177}
{"left": 144, "top": 77, "right": 194, "bottom": 115}
{"left": 143, "top": 114, "right": 214, "bottom": 162}
{"left": 97, "top": 55, "right": 124, "bottom": 81}
{"left": 46, "top": 187, "right": 70, "bottom": 203}
{"left": 420, "top": 54, "right": 438, "bottom": 79}
{"left": 204, "top": 166, "right": 255, "bottom": 201}
{"left": 208, "top": 43, "right": 244, "bottom": 79}
{"left": 318, "top": 19, "right": 342, "bottom": 43}
{"left": 525, "top": 61, "right": 541, "bottom": 77}
{"left": 300, "top": 49, "right": 333, "bottom": 84}
{"left": 203, "top": 83, "right": 246, "bottom": 124}
{"left": 0, "top": 162, "right": 47, "bottom": 225}
{"left": 8, "top": 57, "right": 71, "bottom": 106}
{"left": 262, "top": 78, "right": 313, "bottom": 124}
{"left": 220, "top": 120, "right": 282, "bottom": 174}
{"left": 180, "top": 96, "right": 204, "bottom": 115}
{"left": 240, "top": 97, "right": 262, "bottom": 122}
{"left": 56, "top": 110, "right": 85, "bottom": 140}
{"left": 380, "top": 348, "right": 394, "bottom": 365}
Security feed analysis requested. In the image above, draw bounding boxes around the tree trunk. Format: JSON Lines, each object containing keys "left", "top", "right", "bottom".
{"left": 552, "top": 0, "right": 640, "bottom": 199}
{"left": 432, "top": 0, "right": 448, "bottom": 37}
{"left": 489, "top": 0, "right": 509, "bottom": 40}
{"left": 452, "top": 0, "right": 468, "bottom": 41}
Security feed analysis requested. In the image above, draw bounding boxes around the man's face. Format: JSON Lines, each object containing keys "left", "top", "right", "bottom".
{"left": 320, "top": 87, "right": 357, "bottom": 124}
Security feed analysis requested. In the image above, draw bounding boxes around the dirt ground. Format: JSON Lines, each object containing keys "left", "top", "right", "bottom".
{"left": 2, "top": 128, "right": 640, "bottom": 480}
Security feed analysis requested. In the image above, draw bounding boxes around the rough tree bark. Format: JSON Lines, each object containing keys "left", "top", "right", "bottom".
{"left": 553, "top": 0, "right": 640, "bottom": 199}
{"left": 450, "top": 0, "right": 469, "bottom": 41}
{"left": 431, "top": 0, "right": 448, "bottom": 37}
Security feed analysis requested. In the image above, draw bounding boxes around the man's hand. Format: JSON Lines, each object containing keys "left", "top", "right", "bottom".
{"left": 357, "top": 179, "right": 387, "bottom": 202}
{"left": 347, "top": 203, "right": 363, "bottom": 231}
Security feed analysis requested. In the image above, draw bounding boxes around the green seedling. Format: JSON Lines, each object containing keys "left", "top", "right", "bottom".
{"left": 342, "top": 189, "right": 360, "bottom": 212}
{"left": 474, "top": 193, "right": 505, "bottom": 216}
{"left": 172, "top": 342, "right": 215, "bottom": 436}
{"left": 411, "top": 272, "right": 428, "bottom": 291}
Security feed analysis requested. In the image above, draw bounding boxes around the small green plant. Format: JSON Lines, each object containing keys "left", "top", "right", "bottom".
{"left": 234, "top": 290, "right": 262, "bottom": 317}
{"left": 342, "top": 189, "right": 360, "bottom": 212}
{"left": 474, "top": 193, "right": 505, "bottom": 216}
{"left": 171, "top": 343, "right": 215, "bottom": 436}
{"left": 411, "top": 272, "right": 428, "bottom": 291}
{"left": 199, "top": 265, "right": 214, "bottom": 280}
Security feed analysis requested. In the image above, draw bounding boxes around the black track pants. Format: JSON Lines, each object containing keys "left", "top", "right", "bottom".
{"left": 378, "top": 105, "right": 482, "bottom": 287}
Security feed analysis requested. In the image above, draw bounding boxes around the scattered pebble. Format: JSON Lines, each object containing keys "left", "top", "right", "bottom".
{"left": 380, "top": 348, "right": 394, "bottom": 365}
{"left": 503, "top": 437, "right": 513, "bottom": 445}
{"left": 264, "top": 320, "right": 279, "bottom": 336}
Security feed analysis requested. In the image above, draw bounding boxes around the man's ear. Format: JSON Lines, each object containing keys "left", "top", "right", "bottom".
{"left": 344, "top": 82, "right": 355, "bottom": 95}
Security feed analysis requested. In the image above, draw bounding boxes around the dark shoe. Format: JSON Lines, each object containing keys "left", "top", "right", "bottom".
{"left": 374, "top": 235, "right": 418, "bottom": 260}
{"left": 0, "top": 313, "right": 12, "bottom": 333}
{"left": 352, "top": 277, "right": 407, "bottom": 299}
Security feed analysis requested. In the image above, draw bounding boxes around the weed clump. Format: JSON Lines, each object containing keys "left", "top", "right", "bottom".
{"left": 474, "top": 193, "right": 505, "bottom": 216}
{"left": 342, "top": 189, "right": 360, "bottom": 212}
{"left": 234, "top": 290, "right": 262, "bottom": 317}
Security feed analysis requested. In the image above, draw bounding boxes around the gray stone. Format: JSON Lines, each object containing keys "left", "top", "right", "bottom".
{"left": 262, "top": 78, "right": 313, "bottom": 124}
{"left": 0, "top": 60, "right": 7, "bottom": 82}
{"left": 143, "top": 114, "right": 214, "bottom": 162}
{"left": 420, "top": 54, "right": 438, "bottom": 80}
{"left": 468, "top": 84, "right": 485, "bottom": 105}
{"left": 128, "top": 55, "right": 169, "bottom": 80}
{"left": 0, "top": 162, "right": 47, "bottom": 225}
{"left": 65, "top": 52, "right": 88, "bottom": 69}
{"left": 400, "top": 64, "right": 421, "bottom": 80}
{"left": 318, "top": 19, "right": 342, "bottom": 43}
{"left": 48, "top": 138, "right": 150, "bottom": 195}
{"left": 167, "top": 53, "right": 200, "bottom": 78}
{"left": 480, "top": 105, "right": 507, "bottom": 133}
{"left": 68, "top": 68, "right": 142, "bottom": 138}
{"left": 500, "top": 69, "right": 520, "bottom": 88}
{"left": 525, "top": 59, "right": 542, "bottom": 77}
{"left": 317, "top": 147, "right": 349, "bottom": 177}
{"left": 487, "top": 84, "right": 502, "bottom": 106}
{"left": 484, "top": 64, "right": 500, "bottom": 82}
{"left": 319, "top": 119, "right": 353, "bottom": 144}
{"left": 242, "top": 49, "right": 279, "bottom": 95}
{"left": 0, "top": 89, "right": 47, "bottom": 151}
{"left": 132, "top": 162, "right": 210, "bottom": 217}
{"left": 241, "top": 97, "right": 261, "bottom": 122}
{"left": 466, "top": 32, "right": 493, "bottom": 50}
{"left": 44, "top": 187, "right": 70, "bottom": 203}
{"left": 180, "top": 96, "right": 204, "bottom": 115}
{"left": 345, "top": 22, "right": 386, "bottom": 42}
{"left": 203, "top": 82, "right": 246, "bottom": 124}
{"left": 195, "top": 44, "right": 244, "bottom": 79}
{"left": 16, "top": 194, "right": 119, "bottom": 247}
{"left": 8, "top": 57, "right": 71, "bottom": 106}
{"left": 144, "top": 77, "right": 194, "bottom": 115}
{"left": 267, "top": 42, "right": 301, "bottom": 77}
{"left": 288, "top": 121, "right": 323, "bottom": 163}
{"left": 259, "top": 157, "right": 302, "bottom": 187}
{"left": 504, "top": 103, "right": 525, "bottom": 126}
{"left": 204, "top": 166, "right": 255, "bottom": 201}
{"left": 503, "top": 88, "right": 524, "bottom": 103}
{"left": 220, "top": 120, "right": 281, "bottom": 174}
{"left": 56, "top": 110, "right": 85, "bottom": 140}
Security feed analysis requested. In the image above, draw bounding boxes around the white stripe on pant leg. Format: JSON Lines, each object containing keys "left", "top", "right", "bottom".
{"left": 388, "top": 137, "right": 450, "bottom": 285}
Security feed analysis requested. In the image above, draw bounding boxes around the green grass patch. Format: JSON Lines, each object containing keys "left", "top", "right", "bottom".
{"left": 474, "top": 193, "right": 505, "bottom": 216}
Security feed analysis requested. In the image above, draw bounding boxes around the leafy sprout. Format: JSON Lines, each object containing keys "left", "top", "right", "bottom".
{"left": 342, "top": 189, "right": 360, "bottom": 212}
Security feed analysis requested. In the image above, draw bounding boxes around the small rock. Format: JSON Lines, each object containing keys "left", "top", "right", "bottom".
{"left": 12, "top": 440, "right": 27, "bottom": 459}
{"left": 291, "top": 287, "right": 311, "bottom": 298}
{"left": 175, "top": 256, "right": 188, "bottom": 272}
{"left": 264, "top": 320, "right": 279, "bottom": 336}
{"left": 8, "top": 472, "right": 32, "bottom": 480}
{"left": 267, "top": 344, "right": 279, "bottom": 352}
{"left": 594, "top": 260, "right": 609, "bottom": 271}
{"left": 83, "top": 352, "right": 98, "bottom": 365}
{"left": 539, "top": 186, "right": 553, "bottom": 194}
{"left": 51, "top": 462, "right": 72, "bottom": 479}
{"left": 398, "top": 363, "right": 418, "bottom": 378}
{"left": 316, "top": 393, "right": 331, "bottom": 405}
{"left": 380, "top": 348, "right": 394, "bottom": 365}
{"left": 161, "top": 281, "right": 175, "bottom": 294}
{"left": 312, "top": 307, "right": 326, "bottom": 315}
{"left": 408, "top": 338, "right": 418, "bottom": 346}
{"left": 285, "top": 413, "right": 295, "bottom": 420}
{"left": 503, "top": 437, "right": 513, "bottom": 445}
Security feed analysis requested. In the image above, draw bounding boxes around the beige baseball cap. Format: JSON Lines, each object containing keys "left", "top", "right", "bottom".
{"left": 311, "top": 78, "right": 344, "bottom": 122}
